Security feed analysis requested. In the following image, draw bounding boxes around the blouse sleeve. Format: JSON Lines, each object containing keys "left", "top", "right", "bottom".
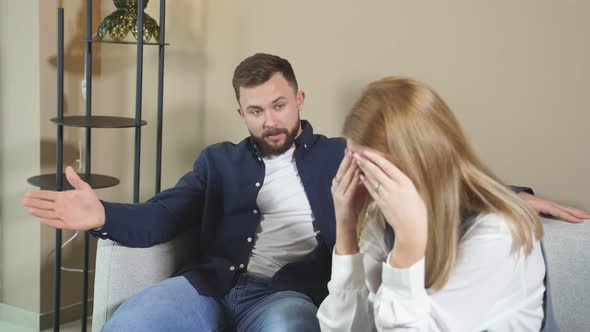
{"left": 317, "top": 213, "right": 388, "bottom": 332}
{"left": 317, "top": 250, "right": 375, "bottom": 332}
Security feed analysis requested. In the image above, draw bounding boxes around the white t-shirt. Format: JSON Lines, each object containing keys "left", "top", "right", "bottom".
{"left": 247, "top": 147, "right": 318, "bottom": 277}
{"left": 317, "top": 213, "right": 546, "bottom": 331}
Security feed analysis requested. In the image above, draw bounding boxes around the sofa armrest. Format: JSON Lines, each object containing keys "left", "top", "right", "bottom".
{"left": 540, "top": 216, "right": 590, "bottom": 331}
{"left": 91, "top": 229, "right": 195, "bottom": 332}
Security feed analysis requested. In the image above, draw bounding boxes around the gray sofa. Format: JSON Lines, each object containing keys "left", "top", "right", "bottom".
{"left": 91, "top": 217, "right": 590, "bottom": 331}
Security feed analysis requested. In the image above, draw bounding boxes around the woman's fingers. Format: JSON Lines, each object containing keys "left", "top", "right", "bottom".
{"left": 362, "top": 150, "right": 409, "bottom": 184}
{"left": 354, "top": 154, "right": 392, "bottom": 195}
{"left": 334, "top": 149, "right": 353, "bottom": 185}
{"left": 345, "top": 169, "right": 361, "bottom": 198}
{"left": 359, "top": 174, "right": 378, "bottom": 200}
{"left": 340, "top": 157, "right": 358, "bottom": 195}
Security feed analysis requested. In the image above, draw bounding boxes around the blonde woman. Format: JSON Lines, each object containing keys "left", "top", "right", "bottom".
{"left": 317, "top": 77, "right": 547, "bottom": 331}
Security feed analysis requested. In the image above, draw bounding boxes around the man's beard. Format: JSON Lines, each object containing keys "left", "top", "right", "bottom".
{"left": 251, "top": 121, "right": 300, "bottom": 157}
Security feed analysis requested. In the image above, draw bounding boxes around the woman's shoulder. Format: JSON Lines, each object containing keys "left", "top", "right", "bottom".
{"left": 462, "top": 212, "right": 513, "bottom": 241}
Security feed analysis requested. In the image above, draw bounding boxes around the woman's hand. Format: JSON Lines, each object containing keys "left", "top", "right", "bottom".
{"left": 354, "top": 150, "right": 428, "bottom": 268}
{"left": 332, "top": 149, "right": 368, "bottom": 255}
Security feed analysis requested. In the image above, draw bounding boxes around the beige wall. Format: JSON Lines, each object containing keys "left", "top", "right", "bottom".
{"left": 0, "top": 0, "right": 42, "bottom": 329}
{"left": 201, "top": 0, "right": 589, "bottom": 210}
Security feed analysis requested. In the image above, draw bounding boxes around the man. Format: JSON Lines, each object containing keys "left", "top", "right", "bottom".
{"left": 23, "top": 53, "right": 590, "bottom": 331}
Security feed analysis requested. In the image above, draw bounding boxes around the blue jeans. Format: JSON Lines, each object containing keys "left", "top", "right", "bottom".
{"left": 102, "top": 274, "right": 320, "bottom": 332}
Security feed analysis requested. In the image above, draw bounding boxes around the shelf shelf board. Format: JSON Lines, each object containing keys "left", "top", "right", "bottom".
{"left": 82, "top": 39, "right": 170, "bottom": 46}
{"left": 27, "top": 173, "right": 120, "bottom": 190}
{"left": 50, "top": 116, "right": 147, "bottom": 128}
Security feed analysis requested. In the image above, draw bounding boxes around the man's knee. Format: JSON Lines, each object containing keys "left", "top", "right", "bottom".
{"left": 259, "top": 294, "right": 320, "bottom": 332}
{"left": 102, "top": 276, "right": 226, "bottom": 332}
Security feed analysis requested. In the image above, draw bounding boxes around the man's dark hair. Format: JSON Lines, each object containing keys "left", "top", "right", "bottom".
{"left": 232, "top": 53, "right": 298, "bottom": 102}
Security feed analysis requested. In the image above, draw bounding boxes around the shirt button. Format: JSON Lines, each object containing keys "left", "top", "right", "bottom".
{"left": 229, "top": 266, "right": 235, "bottom": 271}
{"left": 304, "top": 144, "right": 308, "bottom": 149}
{"left": 239, "top": 264, "right": 245, "bottom": 269}
{"left": 247, "top": 237, "right": 253, "bottom": 243}
{"left": 253, "top": 209, "right": 258, "bottom": 214}
{"left": 255, "top": 182, "right": 261, "bottom": 187}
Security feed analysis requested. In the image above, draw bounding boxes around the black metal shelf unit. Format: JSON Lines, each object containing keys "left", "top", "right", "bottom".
{"left": 26, "top": 1, "right": 168, "bottom": 331}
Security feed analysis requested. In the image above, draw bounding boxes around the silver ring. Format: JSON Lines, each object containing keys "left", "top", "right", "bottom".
{"left": 374, "top": 182, "right": 381, "bottom": 191}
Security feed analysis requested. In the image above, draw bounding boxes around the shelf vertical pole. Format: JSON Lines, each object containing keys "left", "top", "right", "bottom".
{"left": 54, "top": 7, "right": 65, "bottom": 332}
{"left": 133, "top": 0, "right": 145, "bottom": 203}
{"left": 81, "top": 0, "right": 93, "bottom": 330}
{"left": 155, "top": 0, "right": 166, "bottom": 194}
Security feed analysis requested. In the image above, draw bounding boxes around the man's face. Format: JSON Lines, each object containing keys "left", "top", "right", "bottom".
{"left": 237, "top": 72, "right": 305, "bottom": 156}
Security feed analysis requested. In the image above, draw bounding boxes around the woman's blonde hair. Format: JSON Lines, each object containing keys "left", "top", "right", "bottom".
{"left": 343, "top": 77, "right": 542, "bottom": 290}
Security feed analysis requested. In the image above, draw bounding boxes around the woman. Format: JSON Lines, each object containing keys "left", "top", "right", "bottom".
{"left": 317, "top": 77, "right": 546, "bottom": 331}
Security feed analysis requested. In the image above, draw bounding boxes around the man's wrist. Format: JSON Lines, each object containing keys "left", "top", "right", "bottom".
{"left": 93, "top": 202, "right": 107, "bottom": 231}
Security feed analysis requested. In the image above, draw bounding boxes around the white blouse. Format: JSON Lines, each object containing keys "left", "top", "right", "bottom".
{"left": 317, "top": 213, "right": 546, "bottom": 332}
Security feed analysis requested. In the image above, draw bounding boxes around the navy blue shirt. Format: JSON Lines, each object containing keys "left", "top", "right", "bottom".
{"left": 92, "top": 120, "right": 345, "bottom": 305}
